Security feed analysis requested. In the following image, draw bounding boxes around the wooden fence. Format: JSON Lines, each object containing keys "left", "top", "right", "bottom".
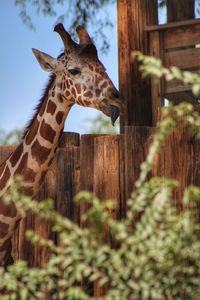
{"left": 0, "top": 127, "right": 200, "bottom": 269}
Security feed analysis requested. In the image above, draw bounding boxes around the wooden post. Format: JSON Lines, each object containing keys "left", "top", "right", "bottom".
{"left": 149, "top": 30, "right": 164, "bottom": 125}
{"left": 167, "top": 0, "right": 194, "bottom": 22}
{"left": 117, "top": 0, "right": 158, "bottom": 130}
{"left": 93, "top": 135, "right": 125, "bottom": 297}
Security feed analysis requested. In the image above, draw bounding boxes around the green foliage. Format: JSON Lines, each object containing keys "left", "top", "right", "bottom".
{"left": 132, "top": 51, "right": 200, "bottom": 97}
{"left": 2, "top": 55, "right": 200, "bottom": 299}
{"left": 0, "top": 128, "right": 23, "bottom": 145}
{"left": 2, "top": 101, "right": 200, "bottom": 299}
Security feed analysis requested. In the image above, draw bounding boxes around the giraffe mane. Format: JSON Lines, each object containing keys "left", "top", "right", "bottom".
{"left": 22, "top": 73, "right": 56, "bottom": 139}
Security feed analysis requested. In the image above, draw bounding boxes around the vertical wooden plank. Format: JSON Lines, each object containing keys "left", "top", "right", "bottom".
{"left": 79, "top": 134, "right": 102, "bottom": 296}
{"left": 117, "top": 0, "right": 158, "bottom": 130}
{"left": 149, "top": 30, "right": 164, "bottom": 125}
{"left": 93, "top": 135, "right": 124, "bottom": 222}
{"left": 58, "top": 132, "right": 80, "bottom": 147}
{"left": 93, "top": 135, "right": 125, "bottom": 297}
{"left": 153, "top": 126, "right": 200, "bottom": 210}
{"left": 124, "top": 126, "right": 156, "bottom": 201}
{"left": 167, "top": 0, "right": 194, "bottom": 22}
{"left": 56, "top": 146, "right": 80, "bottom": 223}
{"left": 79, "top": 135, "right": 96, "bottom": 228}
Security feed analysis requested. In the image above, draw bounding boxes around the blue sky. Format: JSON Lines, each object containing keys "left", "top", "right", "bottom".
{"left": 0, "top": 2, "right": 118, "bottom": 134}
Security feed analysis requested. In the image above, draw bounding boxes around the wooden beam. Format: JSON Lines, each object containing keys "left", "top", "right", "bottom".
{"left": 117, "top": 0, "right": 158, "bottom": 130}
{"left": 145, "top": 18, "right": 200, "bottom": 32}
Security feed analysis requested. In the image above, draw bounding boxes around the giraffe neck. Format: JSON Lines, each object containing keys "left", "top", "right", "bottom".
{"left": 9, "top": 77, "right": 72, "bottom": 196}
{"left": 0, "top": 75, "right": 73, "bottom": 264}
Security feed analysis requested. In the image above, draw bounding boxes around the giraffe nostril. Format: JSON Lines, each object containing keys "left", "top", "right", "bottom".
{"left": 112, "top": 90, "right": 120, "bottom": 99}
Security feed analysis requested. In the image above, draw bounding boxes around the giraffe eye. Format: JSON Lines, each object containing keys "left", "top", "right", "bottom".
{"left": 68, "top": 68, "right": 80, "bottom": 76}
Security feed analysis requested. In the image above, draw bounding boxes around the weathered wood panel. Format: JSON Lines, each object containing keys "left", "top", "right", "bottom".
{"left": 154, "top": 126, "right": 200, "bottom": 210}
{"left": 124, "top": 126, "right": 155, "bottom": 201}
{"left": 167, "top": 0, "right": 194, "bottom": 22}
{"left": 165, "top": 79, "right": 192, "bottom": 95}
{"left": 79, "top": 134, "right": 103, "bottom": 228}
{"left": 165, "top": 48, "right": 200, "bottom": 70}
{"left": 164, "top": 23, "right": 200, "bottom": 49}
{"left": 117, "top": 0, "right": 157, "bottom": 129}
{"left": 93, "top": 135, "right": 125, "bottom": 221}
{"left": 149, "top": 30, "right": 165, "bottom": 125}
{"left": 56, "top": 146, "right": 80, "bottom": 223}
{"left": 93, "top": 135, "right": 125, "bottom": 297}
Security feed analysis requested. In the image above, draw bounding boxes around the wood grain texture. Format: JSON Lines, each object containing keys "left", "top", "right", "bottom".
{"left": 149, "top": 30, "right": 165, "bottom": 125}
{"left": 165, "top": 48, "right": 200, "bottom": 70}
{"left": 124, "top": 126, "right": 155, "bottom": 200}
{"left": 145, "top": 19, "right": 200, "bottom": 32}
{"left": 154, "top": 126, "right": 200, "bottom": 210}
{"left": 117, "top": 0, "right": 158, "bottom": 129}
{"left": 164, "top": 23, "right": 200, "bottom": 49}
{"left": 167, "top": 0, "right": 194, "bottom": 22}
{"left": 79, "top": 134, "right": 101, "bottom": 228}
{"left": 93, "top": 135, "right": 125, "bottom": 297}
{"left": 56, "top": 146, "right": 80, "bottom": 223}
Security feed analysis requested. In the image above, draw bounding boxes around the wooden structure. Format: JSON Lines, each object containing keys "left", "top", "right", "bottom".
{"left": 1, "top": 128, "right": 200, "bottom": 266}
{"left": 146, "top": 19, "right": 200, "bottom": 124}
{"left": 117, "top": 0, "right": 200, "bottom": 127}
{"left": 1, "top": 0, "right": 200, "bottom": 297}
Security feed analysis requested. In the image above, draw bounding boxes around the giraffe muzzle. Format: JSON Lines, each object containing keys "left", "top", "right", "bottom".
{"left": 110, "top": 105, "right": 120, "bottom": 126}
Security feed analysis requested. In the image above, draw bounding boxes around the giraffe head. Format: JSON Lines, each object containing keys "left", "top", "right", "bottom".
{"left": 32, "top": 23, "right": 124, "bottom": 125}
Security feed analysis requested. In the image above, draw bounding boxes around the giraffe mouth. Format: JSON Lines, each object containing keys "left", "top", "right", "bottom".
{"left": 110, "top": 105, "right": 120, "bottom": 126}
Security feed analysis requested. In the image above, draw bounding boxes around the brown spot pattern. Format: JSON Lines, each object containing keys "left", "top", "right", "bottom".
{"left": 13, "top": 152, "right": 36, "bottom": 184}
{"left": 0, "top": 162, "right": 6, "bottom": 179}
{"left": 14, "top": 153, "right": 28, "bottom": 175}
{"left": 84, "top": 91, "right": 93, "bottom": 98}
{"left": 71, "top": 87, "right": 76, "bottom": 98}
{"left": 100, "top": 81, "right": 108, "bottom": 89}
{"left": 75, "top": 84, "right": 81, "bottom": 94}
{"left": 0, "top": 197, "right": 17, "bottom": 218}
{"left": 95, "top": 75, "right": 102, "bottom": 86}
{"left": 66, "top": 80, "right": 70, "bottom": 89}
{"left": 0, "top": 167, "right": 11, "bottom": 190}
{"left": 0, "top": 221, "right": 9, "bottom": 237}
{"left": 40, "top": 120, "right": 56, "bottom": 144}
{"left": 23, "top": 186, "right": 34, "bottom": 196}
{"left": 10, "top": 144, "right": 23, "bottom": 167}
{"left": 0, "top": 236, "right": 11, "bottom": 250}
{"left": 38, "top": 170, "right": 47, "bottom": 187}
{"left": 39, "top": 101, "right": 46, "bottom": 117}
{"left": 65, "top": 90, "right": 71, "bottom": 97}
{"left": 56, "top": 111, "right": 65, "bottom": 125}
{"left": 95, "top": 89, "right": 101, "bottom": 97}
{"left": 46, "top": 100, "right": 56, "bottom": 115}
{"left": 88, "top": 65, "right": 94, "bottom": 71}
{"left": 58, "top": 94, "right": 64, "bottom": 103}
{"left": 25, "top": 119, "right": 40, "bottom": 145}
{"left": 31, "top": 139, "right": 51, "bottom": 165}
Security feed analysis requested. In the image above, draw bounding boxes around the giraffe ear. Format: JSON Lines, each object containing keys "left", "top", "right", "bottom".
{"left": 32, "top": 48, "right": 59, "bottom": 72}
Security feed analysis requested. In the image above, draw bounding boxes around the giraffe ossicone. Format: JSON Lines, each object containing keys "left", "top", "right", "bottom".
{"left": 0, "top": 23, "right": 124, "bottom": 267}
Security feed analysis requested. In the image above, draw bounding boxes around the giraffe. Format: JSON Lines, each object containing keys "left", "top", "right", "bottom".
{"left": 0, "top": 23, "right": 124, "bottom": 267}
